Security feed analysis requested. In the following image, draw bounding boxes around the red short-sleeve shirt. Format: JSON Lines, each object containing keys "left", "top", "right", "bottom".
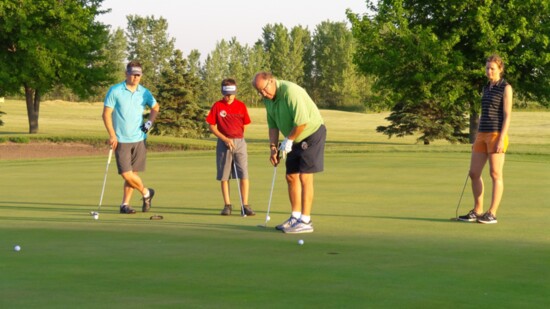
{"left": 206, "top": 99, "right": 251, "bottom": 138}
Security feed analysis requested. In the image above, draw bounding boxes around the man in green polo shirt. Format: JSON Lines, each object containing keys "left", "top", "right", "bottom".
{"left": 252, "top": 72, "right": 327, "bottom": 234}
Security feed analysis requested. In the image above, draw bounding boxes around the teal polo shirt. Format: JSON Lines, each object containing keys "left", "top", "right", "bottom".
{"left": 263, "top": 80, "right": 324, "bottom": 142}
{"left": 104, "top": 81, "right": 157, "bottom": 143}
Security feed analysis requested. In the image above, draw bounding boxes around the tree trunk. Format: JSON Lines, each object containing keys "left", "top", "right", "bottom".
{"left": 469, "top": 111, "right": 479, "bottom": 144}
{"left": 25, "top": 86, "right": 40, "bottom": 134}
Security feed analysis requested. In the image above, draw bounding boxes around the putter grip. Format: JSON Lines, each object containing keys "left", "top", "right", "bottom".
{"left": 107, "top": 148, "right": 113, "bottom": 164}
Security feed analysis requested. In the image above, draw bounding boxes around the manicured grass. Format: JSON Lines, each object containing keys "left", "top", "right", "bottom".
{"left": 2, "top": 99, "right": 550, "bottom": 154}
{"left": 1, "top": 100, "right": 549, "bottom": 308}
{"left": 1, "top": 151, "right": 549, "bottom": 308}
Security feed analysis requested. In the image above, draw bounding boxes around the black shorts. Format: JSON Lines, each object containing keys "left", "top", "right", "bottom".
{"left": 286, "top": 125, "right": 326, "bottom": 174}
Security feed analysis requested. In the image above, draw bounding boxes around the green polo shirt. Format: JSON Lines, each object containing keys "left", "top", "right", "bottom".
{"left": 263, "top": 80, "right": 324, "bottom": 142}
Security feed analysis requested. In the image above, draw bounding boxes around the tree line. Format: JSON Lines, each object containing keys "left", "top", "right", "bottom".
{"left": 1, "top": 0, "right": 549, "bottom": 143}
{"left": 90, "top": 16, "right": 370, "bottom": 111}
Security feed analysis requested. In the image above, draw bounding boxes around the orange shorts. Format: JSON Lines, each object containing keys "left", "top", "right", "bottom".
{"left": 472, "top": 132, "right": 509, "bottom": 153}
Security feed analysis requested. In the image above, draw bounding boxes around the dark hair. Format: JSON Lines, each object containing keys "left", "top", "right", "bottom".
{"left": 126, "top": 60, "right": 142, "bottom": 71}
{"left": 221, "top": 78, "right": 236, "bottom": 87}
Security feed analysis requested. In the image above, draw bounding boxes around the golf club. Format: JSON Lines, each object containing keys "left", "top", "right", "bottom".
{"left": 258, "top": 165, "right": 277, "bottom": 228}
{"left": 451, "top": 172, "right": 469, "bottom": 221}
{"left": 258, "top": 145, "right": 281, "bottom": 228}
{"left": 92, "top": 147, "right": 113, "bottom": 217}
{"left": 232, "top": 153, "right": 246, "bottom": 217}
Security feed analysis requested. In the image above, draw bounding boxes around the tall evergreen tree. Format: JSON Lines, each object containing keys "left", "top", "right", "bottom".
{"left": 126, "top": 15, "right": 175, "bottom": 94}
{"left": 152, "top": 49, "right": 209, "bottom": 138}
{"left": 201, "top": 40, "right": 231, "bottom": 105}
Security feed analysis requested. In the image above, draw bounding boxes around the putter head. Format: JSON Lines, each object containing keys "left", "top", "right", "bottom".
{"left": 90, "top": 211, "right": 99, "bottom": 216}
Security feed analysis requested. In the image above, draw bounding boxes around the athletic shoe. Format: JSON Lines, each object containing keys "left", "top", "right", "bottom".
{"left": 283, "top": 220, "right": 314, "bottom": 234}
{"left": 458, "top": 209, "right": 480, "bottom": 222}
{"left": 243, "top": 205, "right": 256, "bottom": 216}
{"left": 221, "top": 204, "right": 232, "bottom": 216}
{"left": 142, "top": 188, "right": 155, "bottom": 212}
{"left": 477, "top": 212, "right": 498, "bottom": 224}
{"left": 275, "top": 216, "right": 299, "bottom": 231}
{"left": 120, "top": 205, "right": 136, "bottom": 214}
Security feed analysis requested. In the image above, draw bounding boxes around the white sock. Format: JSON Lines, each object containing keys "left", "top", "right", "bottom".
{"left": 292, "top": 211, "right": 301, "bottom": 219}
{"left": 301, "top": 215, "right": 311, "bottom": 223}
{"left": 143, "top": 188, "right": 150, "bottom": 198}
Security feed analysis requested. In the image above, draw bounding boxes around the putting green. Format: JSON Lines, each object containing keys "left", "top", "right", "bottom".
{"left": 1, "top": 151, "right": 548, "bottom": 308}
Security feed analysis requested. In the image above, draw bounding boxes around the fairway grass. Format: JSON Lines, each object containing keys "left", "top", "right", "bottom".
{"left": 1, "top": 101, "right": 549, "bottom": 307}
{"left": 1, "top": 151, "right": 549, "bottom": 308}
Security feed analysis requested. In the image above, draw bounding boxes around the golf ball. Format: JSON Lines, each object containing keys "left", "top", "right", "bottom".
{"left": 93, "top": 214, "right": 99, "bottom": 220}
{"left": 298, "top": 239, "right": 304, "bottom": 245}
{"left": 14, "top": 245, "right": 21, "bottom": 252}
{"left": 266, "top": 216, "right": 271, "bottom": 221}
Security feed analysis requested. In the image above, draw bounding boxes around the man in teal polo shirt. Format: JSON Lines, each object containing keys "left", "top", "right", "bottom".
{"left": 252, "top": 72, "right": 326, "bottom": 234}
{"left": 103, "top": 60, "right": 160, "bottom": 214}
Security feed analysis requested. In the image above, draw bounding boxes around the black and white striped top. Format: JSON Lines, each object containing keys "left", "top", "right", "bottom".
{"left": 479, "top": 78, "right": 509, "bottom": 132}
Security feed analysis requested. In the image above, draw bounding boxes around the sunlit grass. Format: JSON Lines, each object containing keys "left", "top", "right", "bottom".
{"left": 1, "top": 99, "right": 549, "bottom": 155}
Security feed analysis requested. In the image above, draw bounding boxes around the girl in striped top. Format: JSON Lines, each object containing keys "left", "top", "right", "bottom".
{"left": 458, "top": 55, "right": 512, "bottom": 224}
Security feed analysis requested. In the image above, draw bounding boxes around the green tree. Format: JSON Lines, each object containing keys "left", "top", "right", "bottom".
{"left": 153, "top": 49, "right": 209, "bottom": 138}
{"left": 126, "top": 15, "right": 175, "bottom": 94}
{"left": 104, "top": 28, "right": 128, "bottom": 80}
{"left": 201, "top": 40, "right": 230, "bottom": 105}
{"left": 348, "top": 0, "right": 550, "bottom": 143}
{"left": 186, "top": 49, "right": 202, "bottom": 80}
{"left": 300, "top": 28, "right": 315, "bottom": 99}
{"left": 262, "top": 24, "right": 306, "bottom": 83}
{"left": 88, "top": 27, "right": 128, "bottom": 101}
{"left": 42, "top": 27, "right": 127, "bottom": 102}
{"left": 243, "top": 42, "right": 270, "bottom": 106}
{"left": 312, "top": 21, "right": 370, "bottom": 111}
{"left": 0, "top": 0, "right": 114, "bottom": 133}
{"left": 185, "top": 49, "right": 205, "bottom": 105}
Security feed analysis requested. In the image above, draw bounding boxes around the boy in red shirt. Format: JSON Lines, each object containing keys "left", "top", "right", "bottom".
{"left": 206, "top": 79, "right": 255, "bottom": 216}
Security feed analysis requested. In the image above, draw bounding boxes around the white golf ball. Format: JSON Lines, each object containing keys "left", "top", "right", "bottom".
{"left": 93, "top": 214, "right": 99, "bottom": 220}
{"left": 298, "top": 239, "right": 304, "bottom": 245}
{"left": 14, "top": 245, "right": 21, "bottom": 252}
{"left": 266, "top": 216, "right": 271, "bottom": 221}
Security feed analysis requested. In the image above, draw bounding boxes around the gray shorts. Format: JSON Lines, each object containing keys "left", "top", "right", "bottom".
{"left": 115, "top": 141, "right": 147, "bottom": 174}
{"left": 216, "top": 138, "right": 248, "bottom": 181}
{"left": 286, "top": 125, "right": 326, "bottom": 174}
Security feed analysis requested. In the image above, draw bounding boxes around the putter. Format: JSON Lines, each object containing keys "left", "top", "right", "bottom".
{"left": 232, "top": 154, "right": 246, "bottom": 217}
{"left": 258, "top": 146, "right": 281, "bottom": 228}
{"left": 451, "top": 172, "right": 469, "bottom": 221}
{"left": 92, "top": 147, "right": 113, "bottom": 217}
{"left": 258, "top": 165, "right": 277, "bottom": 228}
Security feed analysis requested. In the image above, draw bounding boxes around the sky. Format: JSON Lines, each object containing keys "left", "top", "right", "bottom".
{"left": 97, "top": 0, "right": 368, "bottom": 59}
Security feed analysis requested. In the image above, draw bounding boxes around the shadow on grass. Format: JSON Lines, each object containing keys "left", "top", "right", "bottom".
{"left": 0, "top": 215, "right": 279, "bottom": 233}
{"left": 361, "top": 215, "right": 459, "bottom": 223}
{"left": 0, "top": 201, "right": 460, "bottom": 225}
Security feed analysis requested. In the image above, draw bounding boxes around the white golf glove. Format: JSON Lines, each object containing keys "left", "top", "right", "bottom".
{"left": 279, "top": 137, "right": 293, "bottom": 154}
{"left": 140, "top": 120, "right": 152, "bottom": 133}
